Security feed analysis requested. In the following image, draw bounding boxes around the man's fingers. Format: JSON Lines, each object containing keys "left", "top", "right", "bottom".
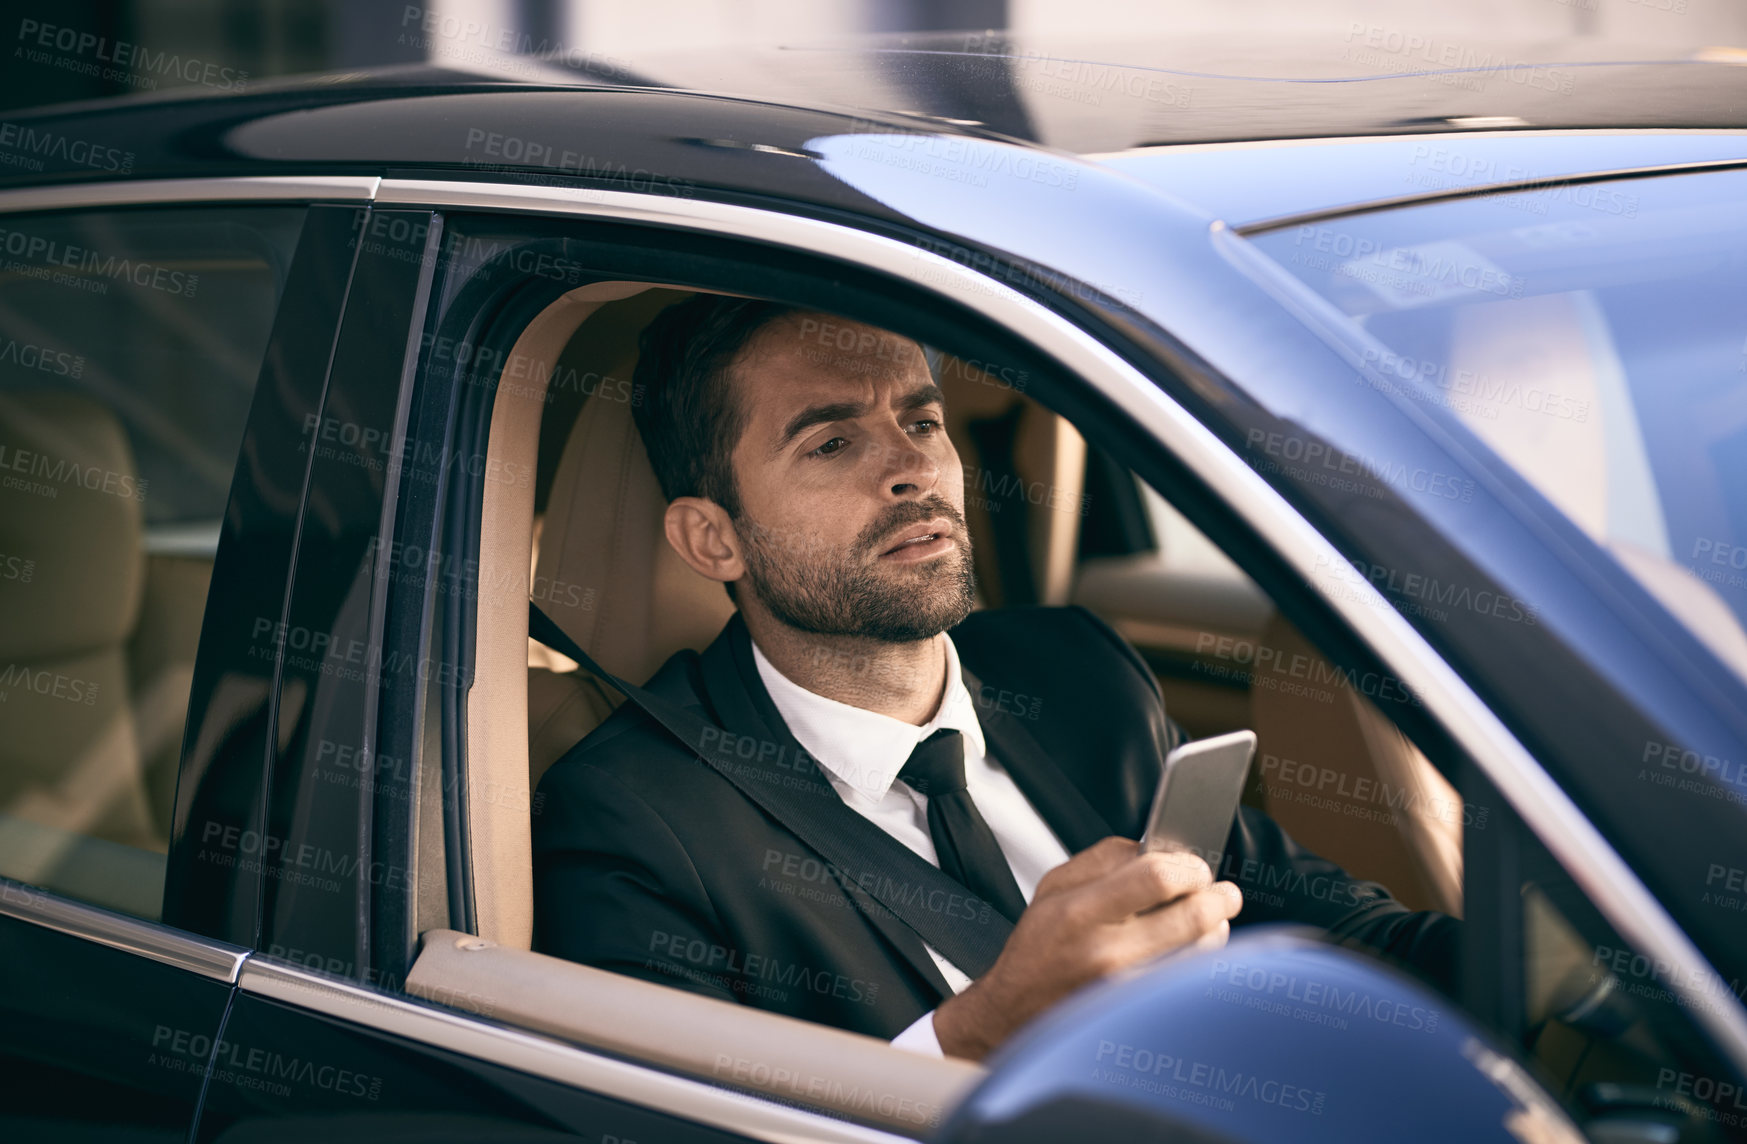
{"left": 1190, "top": 919, "right": 1231, "bottom": 953}
{"left": 1128, "top": 883, "right": 1243, "bottom": 956}
{"left": 1095, "top": 850, "right": 1213, "bottom": 919}
{"left": 1035, "top": 836, "right": 1139, "bottom": 898}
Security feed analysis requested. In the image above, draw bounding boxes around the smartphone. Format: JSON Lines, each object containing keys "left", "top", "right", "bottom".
{"left": 1138, "top": 729, "right": 1257, "bottom": 868}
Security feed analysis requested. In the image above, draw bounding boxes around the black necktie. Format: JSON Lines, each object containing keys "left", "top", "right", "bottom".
{"left": 897, "top": 729, "right": 1028, "bottom": 924}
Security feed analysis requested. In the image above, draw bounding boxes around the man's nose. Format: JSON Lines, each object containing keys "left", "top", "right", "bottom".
{"left": 877, "top": 429, "right": 941, "bottom": 497}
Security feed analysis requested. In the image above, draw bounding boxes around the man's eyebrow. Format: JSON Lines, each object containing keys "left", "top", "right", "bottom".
{"left": 897, "top": 382, "right": 946, "bottom": 413}
{"left": 774, "top": 399, "right": 869, "bottom": 455}
{"left": 771, "top": 384, "right": 947, "bottom": 456}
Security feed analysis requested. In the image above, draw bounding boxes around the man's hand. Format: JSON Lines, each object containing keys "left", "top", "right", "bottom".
{"left": 932, "top": 837, "right": 1243, "bottom": 1061}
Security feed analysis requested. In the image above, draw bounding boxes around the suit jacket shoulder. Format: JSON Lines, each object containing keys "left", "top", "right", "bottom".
{"left": 954, "top": 605, "right": 1161, "bottom": 703}
{"left": 953, "top": 605, "right": 1179, "bottom": 835}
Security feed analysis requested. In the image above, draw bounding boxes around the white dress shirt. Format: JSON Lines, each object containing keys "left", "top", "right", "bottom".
{"left": 751, "top": 633, "right": 1072, "bottom": 1057}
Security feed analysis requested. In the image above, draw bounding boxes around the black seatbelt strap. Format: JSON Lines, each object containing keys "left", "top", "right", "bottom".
{"left": 529, "top": 602, "right": 1015, "bottom": 979}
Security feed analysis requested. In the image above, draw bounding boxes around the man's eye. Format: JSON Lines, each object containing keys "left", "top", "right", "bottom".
{"left": 811, "top": 436, "right": 849, "bottom": 457}
{"left": 910, "top": 419, "right": 941, "bottom": 435}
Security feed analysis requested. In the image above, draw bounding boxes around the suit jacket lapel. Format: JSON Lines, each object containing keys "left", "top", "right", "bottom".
{"left": 962, "top": 663, "right": 1113, "bottom": 853}
{"left": 696, "top": 615, "right": 956, "bottom": 999}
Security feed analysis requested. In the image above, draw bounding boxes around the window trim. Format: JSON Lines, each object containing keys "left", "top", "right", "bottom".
{"left": 0, "top": 875, "right": 248, "bottom": 981}
{"left": 1234, "top": 157, "right": 1747, "bottom": 237}
{"left": 0, "top": 176, "right": 378, "bottom": 215}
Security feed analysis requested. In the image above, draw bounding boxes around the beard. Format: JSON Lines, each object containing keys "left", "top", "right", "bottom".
{"left": 736, "top": 495, "right": 977, "bottom": 643}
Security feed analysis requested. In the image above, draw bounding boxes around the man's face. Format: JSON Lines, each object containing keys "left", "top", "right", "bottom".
{"left": 726, "top": 313, "right": 975, "bottom": 643}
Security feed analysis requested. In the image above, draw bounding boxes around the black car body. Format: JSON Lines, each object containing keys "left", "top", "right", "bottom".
{"left": 2, "top": 34, "right": 1745, "bottom": 1143}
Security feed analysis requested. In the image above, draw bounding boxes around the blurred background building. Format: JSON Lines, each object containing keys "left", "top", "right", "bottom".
{"left": 6, "top": 0, "right": 1747, "bottom": 131}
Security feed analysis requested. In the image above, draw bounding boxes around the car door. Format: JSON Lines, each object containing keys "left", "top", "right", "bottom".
{"left": 0, "top": 187, "right": 351, "bottom": 1141}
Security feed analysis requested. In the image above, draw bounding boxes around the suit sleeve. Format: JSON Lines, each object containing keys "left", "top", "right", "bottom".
{"left": 1070, "top": 604, "right": 1188, "bottom": 755}
{"left": 532, "top": 760, "right": 742, "bottom": 1007}
{"left": 1223, "top": 805, "right": 1460, "bottom": 994}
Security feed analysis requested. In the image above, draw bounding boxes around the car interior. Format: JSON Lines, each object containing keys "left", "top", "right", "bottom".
{"left": 1362, "top": 289, "right": 1747, "bottom": 682}
{"left": 395, "top": 279, "right": 1471, "bottom": 1130}
{"left": 0, "top": 386, "right": 220, "bottom": 918}
{"left": 0, "top": 388, "right": 175, "bottom": 911}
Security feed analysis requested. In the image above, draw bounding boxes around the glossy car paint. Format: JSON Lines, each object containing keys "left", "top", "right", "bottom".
{"left": 940, "top": 929, "right": 1571, "bottom": 1144}
{"left": 252, "top": 208, "right": 438, "bottom": 990}
{"left": 0, "top": 906, "right": 234, "bottom": 1140}
{"left": 192, "top": 989, "right": 763, "bottom": 1143}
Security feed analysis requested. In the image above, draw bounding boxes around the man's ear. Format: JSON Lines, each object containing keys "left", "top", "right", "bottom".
{"left": 663, "top": 496, "right": 746, "bottom": 587}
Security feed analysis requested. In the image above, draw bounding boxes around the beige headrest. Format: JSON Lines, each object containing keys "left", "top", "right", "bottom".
{"left": 936, "top": 356, "right": 1086, "bottom": 607}
{"left": 0, "top": 390, "right": 144, "bottom": 661}
{"left": 535, "top": 293, "right": 736, "bottom": 685}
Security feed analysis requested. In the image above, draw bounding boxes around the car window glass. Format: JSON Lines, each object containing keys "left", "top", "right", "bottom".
{"left": 0, "top": 205, "right": 305, "bottom": 920}
{"left": 1077, "top": 464, "right": 1467, "bottom": 920}
{"left": 1516, "top": 827, "right": 1744, "bottom": 1140}
{"left": 1245, "top": 169, "right": 1747, "bottom": 689}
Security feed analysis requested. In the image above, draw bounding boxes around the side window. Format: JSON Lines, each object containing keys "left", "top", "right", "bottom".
{"left": 1507, "top": 812, "right": 1742, "bottom": 1140}
{"left": 0, "top": 205, "right": 306, "bottom": 920}
{"left": 1074, "top": 470, "right": 1469, "bottom": 916}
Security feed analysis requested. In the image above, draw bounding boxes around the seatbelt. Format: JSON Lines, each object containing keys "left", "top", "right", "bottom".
{"left": 528, "top": 602, "right": 1016, "bottom": 980}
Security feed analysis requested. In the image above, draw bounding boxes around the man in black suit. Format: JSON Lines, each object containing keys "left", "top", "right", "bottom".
{"left": 532, "top": 296, "right": 1456, "bottom": 1060}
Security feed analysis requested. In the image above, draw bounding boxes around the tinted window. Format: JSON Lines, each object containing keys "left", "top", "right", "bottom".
{"left": 1510, "top": 812, "right": 1745, "bottom": 1141}
{"left": 0, "top": 205, "right": 305, "bottom": 919}
{"left": 1247, "top": 169, "right": 1747, "bottom": 691}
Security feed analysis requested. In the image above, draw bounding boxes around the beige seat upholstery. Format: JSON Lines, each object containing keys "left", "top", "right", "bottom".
{"left": 0, "top": 390, "right": 163, "bottom": 895}
{"left": 1247, "top": 611, "right": 1464, "bottom": 916}
{"left": 460, "top": 280, "right": 665, "bottom": 951}
{"left": 527, "top": 290, "right": 738, "bottom": 795}
{"left": 936, "top": 356, "right": 1086, "bottom": 608}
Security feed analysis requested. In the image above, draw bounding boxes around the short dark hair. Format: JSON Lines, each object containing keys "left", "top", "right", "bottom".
{"left": 631, "top": 294, "right": 803, "bottom": 521}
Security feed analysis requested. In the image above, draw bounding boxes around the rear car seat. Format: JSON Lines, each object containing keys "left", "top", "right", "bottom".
{"left": 0, "top": 390, "right": 165, "bottom": 909}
